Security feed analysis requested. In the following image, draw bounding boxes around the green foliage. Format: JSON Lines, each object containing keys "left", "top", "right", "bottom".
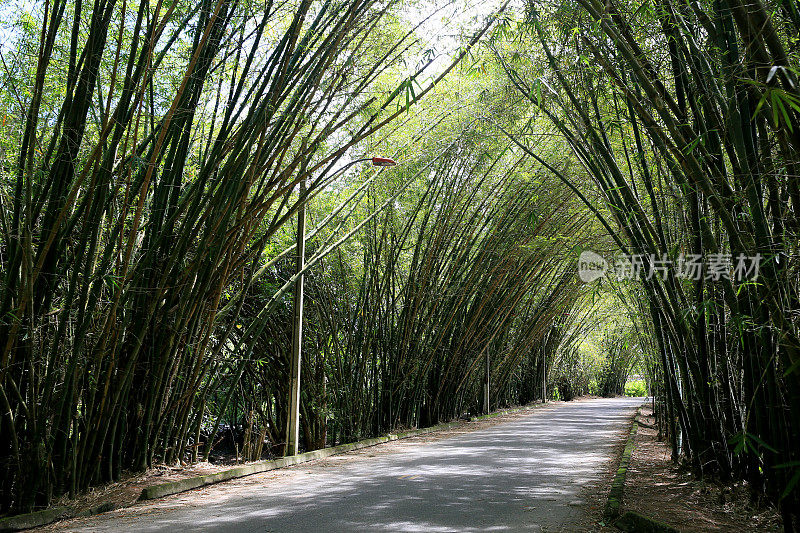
{"left": 497, "top": 0, "right": 800, "bottom": 518}
{"left": 2, "top": 0, "right": 798, "bottom": 521}
{"left": 1, "top": 0, "right": 506, "bottom": 513}
{"left": 624, "top": 380, "right": 646, "bottom": 397}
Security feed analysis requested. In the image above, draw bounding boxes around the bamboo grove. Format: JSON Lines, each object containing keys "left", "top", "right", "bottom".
{"left": 493, "top": 0, "right": 800, "bottom": 527}
{"left": 0, "top": 0, "right": 512, "bottom": 513}
{"left": 1, "top": 0, "right": 798, "bottom": 527}
{"left": 220, "top": 127, "right": 590, "bottom": 454}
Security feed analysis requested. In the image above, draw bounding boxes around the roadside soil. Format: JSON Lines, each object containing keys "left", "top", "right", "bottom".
{"left": 618, "top": 405, "right": 782, "bottom": 532}
{"left": 38, "top": 399, "right": 560, "bottom": 528}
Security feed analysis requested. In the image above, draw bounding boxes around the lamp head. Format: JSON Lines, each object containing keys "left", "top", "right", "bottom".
{"left": 371, "top": 156, "right": 397, "bottom": 167}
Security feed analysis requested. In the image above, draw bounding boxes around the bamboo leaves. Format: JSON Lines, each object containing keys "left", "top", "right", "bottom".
{"left": 497, "top": 0, "right": 800, "bottom": 524}
{"left": 0, "top": 0, "right": 448, "bottom": 513}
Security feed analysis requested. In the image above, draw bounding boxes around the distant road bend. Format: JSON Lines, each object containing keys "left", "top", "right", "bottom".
{"left": 54, "top": 397, "right": 642, "bottom": 532}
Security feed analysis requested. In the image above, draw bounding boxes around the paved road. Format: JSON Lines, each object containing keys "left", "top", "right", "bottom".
{"left": 57, "top": 397, "right": 642, "bottom": 532}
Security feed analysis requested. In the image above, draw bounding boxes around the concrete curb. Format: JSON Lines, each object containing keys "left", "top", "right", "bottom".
{"left": 0, "top": 507, "right": 71, "bottom": 532}
{"left": 0, "top": 502, "right": 120, "bottom": 533}
{"left": 140, "top": 405, "right": 533, "bottom": 501}
{"left": 139, "top": 434, "right": 405, "bottom": 500}
{"left": 76, "top": 502, "right": 118, "bottom": 517}
{"left": 604, "top": 416, "right": 638, "bottom": 521}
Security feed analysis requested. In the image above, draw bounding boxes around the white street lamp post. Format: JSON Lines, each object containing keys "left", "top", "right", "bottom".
{"left": 286, "top": 156, "right": 397, "bottom": 456}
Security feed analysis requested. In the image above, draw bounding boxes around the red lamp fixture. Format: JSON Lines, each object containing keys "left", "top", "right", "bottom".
{"left": 371, "top": 156, "right": 397, "bottom": 167}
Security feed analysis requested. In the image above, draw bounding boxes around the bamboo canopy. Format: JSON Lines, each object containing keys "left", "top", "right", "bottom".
{"left": 0, "top": 0, "right": 798, "bottom": 528}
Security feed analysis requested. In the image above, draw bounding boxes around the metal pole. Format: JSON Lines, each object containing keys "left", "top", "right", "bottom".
{"left": 484, "top": 351, "right": 490, "bottom": 414}
{"left": 282, "top": 156, "right": 395, "bottom": 455}
{"left": 542, "top": 356, "right": 547, "bottom": 403}
{"left": 286, "top": 179, "right": 306, "bottom": 456}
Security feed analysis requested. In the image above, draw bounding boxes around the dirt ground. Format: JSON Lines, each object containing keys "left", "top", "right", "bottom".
{"left": 616, "top": 405, "right": 782, "bottom": 532}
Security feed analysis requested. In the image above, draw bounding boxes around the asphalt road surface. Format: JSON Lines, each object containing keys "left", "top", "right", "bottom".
{"left": 55, "top": 397, "right": 642, "bottom": 532}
